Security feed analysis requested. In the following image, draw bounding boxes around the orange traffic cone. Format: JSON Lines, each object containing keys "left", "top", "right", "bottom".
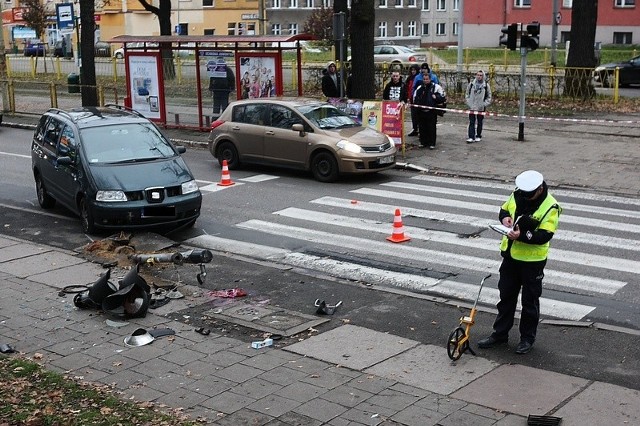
{"left": 386, "top": 208, "right": 410, "bottom": 243}
{"left": 217, "top": 160, "right": 235, "bottom": 186}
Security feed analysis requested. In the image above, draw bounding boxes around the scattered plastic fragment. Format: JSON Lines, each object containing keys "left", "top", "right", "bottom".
{"left": 251, "top": 338, "right": 273, "bottom": 349}
{"left": 209, "top": 288, "right": 247, "bottom": 298}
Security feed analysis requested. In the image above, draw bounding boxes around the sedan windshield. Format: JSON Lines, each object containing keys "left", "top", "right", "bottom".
{"left": 296, "top": 104, "right": 359, "bottom": 130}
{"left": 80, "top": 123, "right": 177, "bottom": 164}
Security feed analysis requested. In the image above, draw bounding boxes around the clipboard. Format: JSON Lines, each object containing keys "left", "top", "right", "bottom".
{"left": 489, "top": 224, "right": 512, "bottom": 236}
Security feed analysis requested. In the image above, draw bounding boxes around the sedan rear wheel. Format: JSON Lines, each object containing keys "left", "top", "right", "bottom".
{"left": 311, "top": 151, "right": 339, "bottom": 183}
{"left": 217, "top": 141, "right": 240, "bottom": 169}
{"left": 80, "top": 198, "right": 96, "bottom": 234}
{"left": 35, "top": 175, "right": 56, "bottom": 208}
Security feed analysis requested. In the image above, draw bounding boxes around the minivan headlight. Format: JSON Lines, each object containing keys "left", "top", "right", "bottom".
{"left": 96, "top": 190, "right": 127, "bottom": 202}
{"left": 336, "top": 140, "right": 364, "bottom": 153}
{"left": 181, "top": 180, "right": 199, "bottom": 194}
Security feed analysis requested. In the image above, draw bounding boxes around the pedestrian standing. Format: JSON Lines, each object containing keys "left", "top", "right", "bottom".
{"left": 321, "top": 61, "right": 341, "bottom": 98}
{"left": 413, "top": 62, "right": 440, "bottom": 87}
{"left": 382, "top": 71, "right": 404, "bottom": 101}
{"left": 412, "top": 72, "right": 446, "bottom": 149}
{"left": 402, "top": 64, "right": 421, "bottom": 136}
{"left": 478, "top": 170, "right": 562, "bottom": 355}
{"left": 209, "top": 60, "right": 235, "bottom": 116}
{"left": 465, "top": 70, "right": 492, "bottom": 143}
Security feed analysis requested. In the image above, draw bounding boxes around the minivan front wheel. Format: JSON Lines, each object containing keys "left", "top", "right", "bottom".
{"left": 311, "top": 151, "right": 339, "bottom": 183}
{"left": 79, "top": 198, "right": 96, "bottom": 234}
{"left": 35, "top": 175, "right": 56, "bottom": 208}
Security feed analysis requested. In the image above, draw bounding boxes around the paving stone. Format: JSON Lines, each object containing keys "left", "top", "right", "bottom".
{"left": 268, "top": 411, "right": 322, "bottom": 426}
{"left": 299, "top": 366, "right": 356, "bottom": 389}
{"left": 275, "top": 380, "right": 330, "bottom": 403}
{"left": 284, "top": 356, "right": 336, "bottom": 375}
{"left": 366, "top": 387, "right": 422, "bottom": 412}
{"left": 246, "top": 394, "right": 303, "bottom": 418}
{"left": 340, "top": 401, "right": 398, "bottom": 425}
{"left": 293, "top": 398, "right": 348, "bottom": 423}
{"left": 225, "top": 377, "right": 283, "bottom": 400}
{"left": 48, "top": 351, "right": 99, "bottom": 372}
{"left": 0, "top": 243, "right": 50, "bottom": 262}
{"left": 202, "top": 349, "right": 249, "bottom": 368}
{"left": 257, "top": 365, "right": 309, "bottom": 387}
{"left": 215, "top": 362, "right": 264, "bottom": 383}
{"left": 121, "top": 385, "right": 165, "bottom": 403}
{"left": 212, "top": 408, "right": 274, "bottom": 426}
{"left": 160, "top": 346, "right": 205, "bottom": 366}
{"left": 45, "top": 339, "right": 92, "bottom": 356}
{"left": 347, "top": 374, "right": 398, "bottom": 395}
{"left": 200, "top": 389, "right": 258, "bottom": 414}
{"left": 0, "top": 250, "right": 83, "bottom": 278}
{"left": 320, "top": 385, "right": 375, "bottom": 408}
{"left": 144, "top": 373, "right": 196, "bottom": 393}
{"left": 190, "top": 376, "right": 235, "bottom": 397}
{"left": 241, "top": 352, "right": 295, "bottom": 371}
{"left": 494, "top": 414, "right": 529, "bottom": 425}
{"left": 387, "top": 404, "right": 446, "bottom": 426}
{"left": 120, "top": 343, "right": 168, "bottom": 363}
{"left": 461, "top": 402, "right": 507, "bottom": 420}
{"left": 155, "top": 387, "right": 210, "bottom": 409}
{"left": 437, "top": 408, "right": 496, "bottom": 426}
{"left": 103, "top": 369, "right": 149, "bottom": 389}
{"left": 413, "top": 394, "right": 467, "bottom": 416}
{"left": 99, "top": 353, "right": 143, "bottom": 374}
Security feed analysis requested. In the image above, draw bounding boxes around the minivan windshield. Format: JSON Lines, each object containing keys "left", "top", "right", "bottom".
{"left": 80, "top": 123, "right": 177, "bottom": 164}
{"left": 296, "top": 104, "right": 359, "bottom": 130}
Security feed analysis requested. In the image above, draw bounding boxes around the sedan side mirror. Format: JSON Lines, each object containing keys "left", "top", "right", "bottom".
{"left": 292, "top": 124, "right": 305, "bottom": 136}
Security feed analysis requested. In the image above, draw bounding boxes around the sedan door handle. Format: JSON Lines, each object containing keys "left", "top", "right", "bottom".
{"left": 231, "top": 126, "right": 241, "bottom": 130}
{"left": 265, "top": 131, "right": 275, "bottom": 135}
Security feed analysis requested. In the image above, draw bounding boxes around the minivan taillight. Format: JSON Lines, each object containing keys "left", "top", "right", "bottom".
{"left": 210, "top": 120, "right": 225, "bottom": 130}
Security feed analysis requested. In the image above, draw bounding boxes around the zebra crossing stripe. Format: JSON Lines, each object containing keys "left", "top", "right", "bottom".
{"left": 183, "top": 234, "right": 595, "bottom": 321}
{"left": 237, "top": 219, "right": 626, "bottom": 297}
{"left": 274, "top": 207, "right": 637, "bottom": 280}
{"left": 351, "top": 188, "right": 640, "bottom": 234}
{"left": 382, "top": 181, "right": 640, "bottom": 220}
{"left": 311, "top": 197, "right": 640, "bottom": 253}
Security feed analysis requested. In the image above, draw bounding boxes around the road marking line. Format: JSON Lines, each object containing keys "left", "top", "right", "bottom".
{"left": 238, "top": 174, "right": 279, "bottom": 183}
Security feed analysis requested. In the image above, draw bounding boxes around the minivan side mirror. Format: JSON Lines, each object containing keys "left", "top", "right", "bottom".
{"left": 57, "top": 156, "right": 72, "bottom": 166}
{"left": 175, "top": 146, "right": 186, "bottom": 154}
{"left": 292, "top": 124, "right": 305, "bottom": 136}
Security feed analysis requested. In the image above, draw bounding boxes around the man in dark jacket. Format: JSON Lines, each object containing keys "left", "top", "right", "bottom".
{"left": 383, "top": 71, "right": 404, "bottom": 101}
{"left": 412, "top": 72, "right": 446, "bottom": 149}
{"left": 209, "top": 59, "right": 236, "bottom": 116}
{"left": 321, "top": 61, "right": 341, "bottom": 98}
{"left": 402, "top": 64, "right": 421, "bottom": 136}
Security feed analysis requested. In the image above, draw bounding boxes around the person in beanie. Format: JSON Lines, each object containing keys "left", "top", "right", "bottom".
{"left": 208, "top": 58, "right": 236, "bottom": 116}
{"left": 478, "top": 170, "right": 561, "bottom": 355}
{"left": 465, "top": 70, "right": 492, "bottom": 143}
{"left": 383, "top": 71, "right": 404, "bottom": 101}
{"left": 413, "top": 62, "right": 440, "bottom": 87}
{"left": 402, "top": 63, "right": 421, "bottom": 136}
{"left": 321, "top": 61, "right": 341, "bottom": 98}
{"left": 412, "top": 72, "right": 446, "bottom": 149}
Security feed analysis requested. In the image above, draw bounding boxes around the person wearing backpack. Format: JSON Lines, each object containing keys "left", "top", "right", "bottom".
{"left": 465, "top": 70, "right": 492, "bottom": 143}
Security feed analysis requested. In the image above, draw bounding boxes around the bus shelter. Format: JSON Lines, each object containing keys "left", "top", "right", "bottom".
{"left": 108, "top": 34, "right": 315, "bottom": 130}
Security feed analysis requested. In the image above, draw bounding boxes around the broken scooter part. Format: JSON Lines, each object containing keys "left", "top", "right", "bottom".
{"left": 181, "top": 249, "right": 213, "bottom": 285}
{"left": 314, "top": 299, "right": 343, "bottom": 315}
{"left": 130, "top": 252, "right": 184, "bottom": 265}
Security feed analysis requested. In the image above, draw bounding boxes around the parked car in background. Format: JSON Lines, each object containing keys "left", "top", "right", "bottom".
{"left": 94, "top": 41, "right": 111, "bottom": 57}
{"left": 347, "top": 45, "right": 426, "bottom": 69}
{"left": 24, "top": 42, "right": 46, "bottom": 57}
{"left": 208, "top": 98, "right": 397, "bottom": 183}
{"left": 594, "top": 55, "right": 640, "bottom": 87}
{"left": 31, "top": 105, "right": 202, "bottom": 233}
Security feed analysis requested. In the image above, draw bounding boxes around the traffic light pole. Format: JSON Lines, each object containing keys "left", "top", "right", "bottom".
{"left": 518, "top": 46, "right": 527, "bottom": 141}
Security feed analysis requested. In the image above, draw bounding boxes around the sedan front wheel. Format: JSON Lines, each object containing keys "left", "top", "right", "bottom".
{"left": 311, "top": 151, "right": 339, "bottom": 183}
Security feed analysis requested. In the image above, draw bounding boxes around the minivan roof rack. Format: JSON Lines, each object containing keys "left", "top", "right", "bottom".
{"left": 47, "top": 108, "right": 75, "bottom": 121}
{"left": 105, "top": 103, "right": 146, "bottom": 119}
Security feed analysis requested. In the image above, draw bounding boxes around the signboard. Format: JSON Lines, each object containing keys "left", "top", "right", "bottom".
{"left": 331, "top": 100, "right": 403, "bottom": 147}
{"left": 12, "top": 26, "right": 36, "bottom": 39}
{"left": 199, "top": 50, "right": 233, "bottom": 58}
{"left": 241, "top": 13, "right": 258, "bottom": 20}
{"left": 207, "top": 58, "right": 230, "bottom": 79}
{"left": 236, "top": 52, "right": 282, "bottom": 98}
{"left": 126, "top": 54, "right": 164, "bottom": 121}
{"left": 56, "top": 3, "right": 75, "bottom": 32}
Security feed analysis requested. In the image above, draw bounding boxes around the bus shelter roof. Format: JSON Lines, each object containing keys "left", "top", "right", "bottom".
{"left": 108, "top": 34, "right": 316, "bottom": 50}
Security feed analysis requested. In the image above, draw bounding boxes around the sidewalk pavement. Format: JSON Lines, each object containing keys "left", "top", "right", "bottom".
{"left": 2, "top": 232, "right": 640, "bottom": 426}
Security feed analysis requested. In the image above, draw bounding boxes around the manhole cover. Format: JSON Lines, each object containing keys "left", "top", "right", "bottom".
{"left": 203, "top": 302, "right": 329, "bottom": 337}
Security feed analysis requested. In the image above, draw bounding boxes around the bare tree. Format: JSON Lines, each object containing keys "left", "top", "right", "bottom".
{"left": 21, "top": 0, "right": 48, "bottom": 40}
{"left": 348, "top": 0, "right": 375, "bottom": 99}
{"left": 303, "top": 6, "right": 335, "bottom": 49}
{"left": 137, "top": 0, "right": 176, "bottom": 79}
{"left": 564, "top": 0, "right": 598, "bottom": 99}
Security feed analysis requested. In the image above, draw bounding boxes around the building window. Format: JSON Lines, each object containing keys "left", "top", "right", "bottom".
{"left": 453, "top": 0, "right": 460, "bottom": 10}
{"left": 273, "top": 0, "right": 281, "bottom": 7}
{"left": 394, "top": 21, "right": 403, "bottom": 36}
{"left": 395, "top": 0, "right": 402, "bottom": 6}
{"left": 408, "top": 20, "right": 416, "bottom": 36}
{"left": 560, "top": 31, "right": 570, "bottom": 44}
{"left": 379, "top": 0, "right": 387, "bottom": 7}
{"left": 514, "top": 0, "right": 531, "bottom": 7}
{"left": 378, "top": 21, "right": 388, "bottom": 37}
{"left": 422, "top": 0, "right": 429, "bottom": 10}
{"left": 322, "top": 0, "right": 331, "bottom": 7}
{"left": 227, "top": 22, "right": 236, "bottom": 35}
{"left": 613, "top": 32, "right": 633, "bottom": 44}
{"left": 290, "top": 0, "right": 298, "bottom": 7}
{"left": 407, "top": 0, "right": 416, "bottom": 6}
{"left": 272, "top": 23, "right": 281, "bottom": 35}
{"left": 452, "top": 21, "right": 458, "bottom": 36}
{"left": 204, "top": 28, "right": 215, "bottom": 35}
{"left": 436, "top": 0, "right": 445, "bottom": 10}
{"left": 614, "top": 0, "right": 635, "bottom": 6}
{"left": 203, "top": 0, "right": 213, "bottom": 6}
{"left": 289, "top": 23, "right": 298, "bottom": 35}
{"left": 422, "top": 23, "right": 429, "bottom": 35}
{"left": 305, "top": 0, "right": 313, "bottom": 6}
{"left": 436, "top": 22, "right": 446, "bottom": 35}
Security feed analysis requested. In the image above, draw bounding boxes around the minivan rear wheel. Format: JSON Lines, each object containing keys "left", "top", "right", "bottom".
{"left": 217, "top": 141, "right": 240, "bottom": 169}
{"left": 80, "top": 198, "right": 96, "bottom": 234}
{"left": 311, "top": 151, "right": 339, "bottom": 183}
{"left": 35, "top": 175, "right": 56, "bottom": 208}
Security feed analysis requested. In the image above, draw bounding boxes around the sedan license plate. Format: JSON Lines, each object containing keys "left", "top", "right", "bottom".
{"left": 378, "top": 155, "right": 394, "bottom": 165}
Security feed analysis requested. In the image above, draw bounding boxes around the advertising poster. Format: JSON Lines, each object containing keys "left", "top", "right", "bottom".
{"left": 328, "top": 98, "right": 363, "bottom": 125}
{"left": 236, "top": 53, "right": 281, "bottom": 99}
{"left": 362, "top": 101, "right": 382, "bottom": 131}
{"left": 127, "top": 54, "right": 163, "bottom": 120}
{"left": 381, "top": 101, "right": 404, "bottom": 147}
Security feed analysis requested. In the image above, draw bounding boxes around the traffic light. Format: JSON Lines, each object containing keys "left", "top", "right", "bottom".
{"left": 522, "top": 22, "right": 541, "bottom": 51}
{"left": 500, "top": 24, "right": 518, "bottom": 50}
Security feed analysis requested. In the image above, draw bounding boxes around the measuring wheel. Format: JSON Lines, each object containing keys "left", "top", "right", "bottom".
{"left": 447, "top": 327, "right": 467, "bottom": 361}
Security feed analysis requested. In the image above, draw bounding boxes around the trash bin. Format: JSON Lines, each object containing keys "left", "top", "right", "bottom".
{"left": 68, "top": 73, "right": 80, "bottom": 94}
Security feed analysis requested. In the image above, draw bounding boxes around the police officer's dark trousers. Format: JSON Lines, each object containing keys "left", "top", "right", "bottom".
{"left": 212, "top": 90, "right": 231, "bottom": 115}
{"left": 417, "top": 110, "right": 438, "bottom": 147}
{"left": 493, "top": 256, "right": 546, "bottom": 344}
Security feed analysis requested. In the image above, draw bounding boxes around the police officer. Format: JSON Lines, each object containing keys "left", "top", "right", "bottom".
{"left": 478, "top": 170, "right": 562, "bottom": 354}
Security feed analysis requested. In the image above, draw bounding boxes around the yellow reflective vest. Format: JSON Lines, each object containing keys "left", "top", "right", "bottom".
{"left": 499, "top": 193, "right": 561, "bottom": 262}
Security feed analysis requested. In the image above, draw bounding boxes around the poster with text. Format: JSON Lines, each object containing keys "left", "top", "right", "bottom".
{"left": 127, "top": 54, "right": 163, "bottom": 120}
{"left": 381, "top": 101, "right": 404, "bottom": 147}
{"left": 328, "top": 98, "right": 363, "bottom": 125}
{"left": 362, "top": 101, "right": 382, "bottom": 132}
{"left": 236, "top": 53, "right": 281, "bottom": 99}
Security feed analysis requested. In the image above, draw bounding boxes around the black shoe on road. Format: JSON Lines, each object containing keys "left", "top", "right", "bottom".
{"left": 408, "top": 130, "right": 419, "bottom": 136}
{"left": 478, "top": 335, "right": 508, "bottom": 349}
{"left": 515, "top": 340, "right": 534, "bottom": 354}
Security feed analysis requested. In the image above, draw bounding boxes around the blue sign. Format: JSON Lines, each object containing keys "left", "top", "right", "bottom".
{"left": 56, "top": 4, "right": 75, "bottom": 32}
{"left": 199, "top": 51, "right": 234, "bottom": 57}
{"left": 12, "top": 27, "right": 37, "bottom": 40}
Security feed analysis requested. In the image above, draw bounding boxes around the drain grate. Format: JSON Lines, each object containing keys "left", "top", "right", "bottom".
{"left": 527, "top": 414, "right": 562, "bottom": 426}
